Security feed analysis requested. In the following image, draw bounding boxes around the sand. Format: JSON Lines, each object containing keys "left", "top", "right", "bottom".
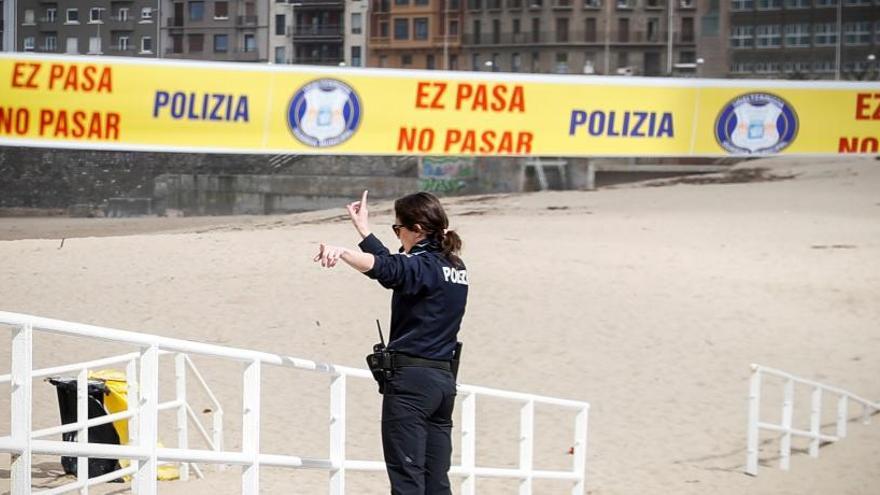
{"left": 1, "top": 155, "right": 878, "bottom": 494}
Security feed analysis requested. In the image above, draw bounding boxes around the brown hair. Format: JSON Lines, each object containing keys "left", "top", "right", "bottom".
{"left": 394, "top": 192, "right": 463, "bottom": 267}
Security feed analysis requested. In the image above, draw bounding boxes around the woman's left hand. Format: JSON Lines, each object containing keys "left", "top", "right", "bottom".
{"left": 313, "top": 243, "right": 347, "bottom": 268}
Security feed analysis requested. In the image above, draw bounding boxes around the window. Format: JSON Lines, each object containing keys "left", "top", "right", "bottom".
{"left": 844, "top": 22, "right": 871, "bottom": 45}
{"left": 618, "top": 18, "right": 629, "bottom": 42}
{"left": 473, "top": 20, "right": 481, "bottom": 44}
{"left": 415, "top": 18, "right": 428, "bottom": 40}
{"left": 276, "top": 14, "right": 286, "bottom": 35}
{"left": 730, "top": 62, "right": 753, "bottom": 73}
{"left": 756, "top": 24, "right": 781, "bottom": 47}
{"left": 189, "top": 2, "right": 204, "bottom": 21}
{"left": 66, "top": 37, "right": 79, "bottom": 53}
{"left": 492, "top": 19, "right": 500, "bottom": 43}
{"left": 449, "top": 20, "right": 459, "bottom": 35}
{"left": 679, "top": 51, "right": 695, "bottom": 63}
{"left": 491, "top": 53, "right": 500, "bottom": 71}
{"left": 275, "top": 46, "right": 286, "bottom": 64}
{"left": 44, "top": 35, "right": 57, "bottom": 51}
{"left": 783, "top": 61, "right": 811, "bottom": 73}
{"left": 174, "top": 34, "right": 186, "bottom": 53}
{"left": 88, "top": 36, "right": 102, "bottom": 54}
{"left": 616, "top": 0, "right": 633, "bottom": 8}
{"left": 141, "top": 7, "right": 153, "bottom": 21}
{"left": 351, "top": 13, "right": 362, "bottom": 34}
{"left": 784, "top": 23, "right": 810, "bottom": 46}
{"left": 730, "top": 25, "right": 754, "bottom": 48}
{"left": 66, "top": 9, "right": 79, "bottom": 24}
{"left": 415, "top": 0, "right": 428, "bottom": 4}
{"left": 513, "top": 18, "right": 521, "bottom": 34}
{"left": 380, "top": 22, "right": 389, "bottom": 37}
{"left": 813, "top": 60, "right": 834, "bottom": 72}
{"left": 814, "top": 23, "right": 837, "bottom": 45}
{"left": 756, "top": 0, "right": 781, "bottom": 8}
{"left": 118, "top": 36, "right": 129, "bottom": 51}
{"left": 509, "top": 0, "right": 523, "bottom": 7}
{"left": 815, "top": 0, "right": 838, "bottom": 5}
{"left": 555, "top": 52, "right": 568, "bottom": 73}
{"left": 645, "top": 0, "right": 661, "bottom": 6}
{"left": 427, "top": 54, "right": 435, "bottom": 69}
{"left": 532, "top": 18, "right": 540, "bottom": 42}
{"left": 844, "top": 0, "right": 870, "bottom": 4}
{"left": 396, "top": 0, "right": 409, "bottom": 5}
{"left": 189, "top": 34, "right": 204, "bottom": 51}
{"left": 584, "top": 0, "right": 601, "bottom": 7}
{"left": 141, "top": 36, "right": 153, "bottom": 53}
{"left": 585, "top": 18, "right": 597, "bottom": 42}
{"left": 876, "top": 21, "right": 880, "bottom": 44}
{"left": 244, "top": 34, "right": 256, "bottom": 51}
{"left": 512, "top": 52, "right": 521, "bottom": 72}
{"left": 618, "top": 51, "right": 629, "bottom": 68}
{"left": 472, "top": 53, "right": 480, "bottom": 71}
{"left": 531, "top": 52, "right": 540, "bottom": 72}
{"left": 556, "top": 18, "right": 569, "bottom": 42}
{"left": 24, "top": 37, "right": 36, "bottom": 51}
{"left": 784, "top": 0, "right": 809, "bottom": 7}
{"left": 449, "top": 54, "right": 458, "bottom": 70}
{"left": 215, "top": 1, "right": 229, "bottom": 19}
{"left": 402, "top": 54, "right": 412, "bottom": 65}
{"left": 731, "top": 0, "right": 754, "bottom": 10}
{"left": 351, "top": 46, "right": 362, "bottom": 66}
{"left": 754, "top": 61, "right": 780, "bottom": 73}
{"left": 467, "top": 0, "right": 482, "bottom": 8}
{"left": 394, "top": 18, "right": 409, "bottom": 39}
{"left": 117, "top": 8, "right": 129, "bottom": 21}
{"left": 379, "top": 55, "right": 388, "bottom": 68}
{"left": 24, "top": 9, "right": 35, "bottom": 25}
{"left": 89, "top": 7, "right": 103, "bottom": 23}
{"left": 214, "top": 34, "right": 228, "bottom": 52}
{"left": 46, "top": 8, "right": 57, "bottom": 22}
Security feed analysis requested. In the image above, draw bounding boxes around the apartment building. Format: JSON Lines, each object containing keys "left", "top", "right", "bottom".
{"left": 292, "top": 0, "right": 345, "bottom": 65}
{"left": 461, "top": 0, "right": 705, "bottom": 75}
{"left": 16, "top": 0, "right": 160, "bottom": 56}
{"left": 728, "top": 0, "right": 880, "bottom": 79}
{"left": 345, "top": 0, "right": 367, "bottom": 65}
{"left": 162, "top": 0, "right": 270, "bottom": 62}
{"left": 368, "top": 0, "right": 464, "bottom": 69}
{"left": 2, "top": 0, "right": 7, "bottom": 51}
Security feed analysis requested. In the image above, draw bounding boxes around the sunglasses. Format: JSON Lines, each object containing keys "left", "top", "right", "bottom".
{"left": 392, "top": 224, "right": 404, "bottom": 236}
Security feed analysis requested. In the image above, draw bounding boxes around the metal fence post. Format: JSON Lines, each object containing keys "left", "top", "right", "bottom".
{"left": 836, "top": 396, "right": 848, "bottom": 439}
{"left": 460, "top": 392, "right": 476, "bottom": 495}
{"left": 241, "top": 359, "right": 261, "bottom": 494}
{"left": 10, "top": 323, "right": 33, "bottom": 495}
{"left": 518, "top": 400, "right": 535, "bottom": 495}
{"left": 126, "top": 358, "right": 140, "bottom": 492}
{"left": 135, "top": 345, "right": 159, "bottom": 493}
{"left": 329, "top": 373, "right": 347, "bottom": 495}
{"left": 779, "top": 379, "right": 794, "bottom": 470}
{"left": 809, "top": 387, "right": 822, "bottom": 458}
{"left": 77, "top": 368, "right": 90, "bottom": 495}
{"left": 175, "top": 353, "right": 190, "bottom": 481}
{"left": 570, "top": 405, "right": 589, "bottom": 495}
{"left": 745, "top": 366, "right": 761, "bottom": 476}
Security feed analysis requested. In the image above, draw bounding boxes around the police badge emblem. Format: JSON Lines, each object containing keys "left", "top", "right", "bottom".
{"left": 714, "top": 92, "right": 798, "bottom": 154}
{"left": 287, "top": 79, "right": 362, "bottom": 147}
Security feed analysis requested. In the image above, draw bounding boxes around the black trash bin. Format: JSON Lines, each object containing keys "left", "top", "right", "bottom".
{"left": 48, "top": 377, "right": 122, "bottom": 479}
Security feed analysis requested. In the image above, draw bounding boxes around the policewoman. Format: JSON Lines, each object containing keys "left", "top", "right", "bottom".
{"left": 313, "top": 190, "right": 468, "bottom": 495}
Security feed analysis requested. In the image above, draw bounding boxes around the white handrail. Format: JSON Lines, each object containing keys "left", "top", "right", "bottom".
{"left": 745, "top": 363, "right": 879, "bottom": 476}
{"left": 1, "top": 311, "right": 590, "bottom": 494}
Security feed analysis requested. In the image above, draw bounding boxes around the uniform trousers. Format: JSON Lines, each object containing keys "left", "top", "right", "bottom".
{"left": 382, "top": 366, "right": 457, "bottom": 495}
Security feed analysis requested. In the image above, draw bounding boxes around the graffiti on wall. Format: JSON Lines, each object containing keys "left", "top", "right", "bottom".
{"left": 419, "top": 157, "right": 477, "bottom": 195}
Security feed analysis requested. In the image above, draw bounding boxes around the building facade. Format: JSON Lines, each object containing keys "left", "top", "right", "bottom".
{"left": 460, "top": 0, "right": 705, "bottom": 75}
{"left": 162, "top": 0, "right": 270, "bottom": 62}
{"left": 368, "top": 0, "right": 464, "bottom": 69}
{"left": 293, "top": 0, "right": 345, "bottom": 65}
{"left": 345, "top": 0, "right": 367, "bottom": 66}
{"left": 16, "top": 0, "right": 160, "bottom": 56}
{"left": 727, "top": 0, "right": 880, "bottom": 79}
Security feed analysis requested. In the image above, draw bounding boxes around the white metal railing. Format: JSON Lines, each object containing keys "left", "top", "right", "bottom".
{"left": 0, "top": 311, "right": 590, "bottom": 494}
{"left": 745, "top": 363, "right": 879, "bottom": 476}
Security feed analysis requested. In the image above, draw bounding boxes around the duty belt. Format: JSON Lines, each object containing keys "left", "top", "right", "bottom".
{"left": 392, "top": 354, "right": 452, "bottom": 372}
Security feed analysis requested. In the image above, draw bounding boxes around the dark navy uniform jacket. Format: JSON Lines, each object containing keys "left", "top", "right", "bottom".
{"left": 358, "top": 233, "right": 468, "bottom": 361}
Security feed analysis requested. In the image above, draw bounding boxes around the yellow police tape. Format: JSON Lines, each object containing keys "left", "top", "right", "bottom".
{"left": 1, "top": 53, "right": 878, "bottom": 157}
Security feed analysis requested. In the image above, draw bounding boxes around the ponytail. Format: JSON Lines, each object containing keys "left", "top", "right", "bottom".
{"left": 440, "top": 229, "right": 463, "bottom": 268}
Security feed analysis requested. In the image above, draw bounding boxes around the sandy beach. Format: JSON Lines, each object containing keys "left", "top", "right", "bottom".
{"left": 1, "top": 155, "right": 878, "bottom": 494}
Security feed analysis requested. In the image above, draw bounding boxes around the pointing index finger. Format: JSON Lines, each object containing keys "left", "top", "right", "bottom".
{"left": 361, "top": 190, "right": 368, "bottom": 207}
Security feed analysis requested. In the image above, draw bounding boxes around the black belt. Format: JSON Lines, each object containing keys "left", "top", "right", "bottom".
{"left": 392, "top": 354, "right": 452, "bottom": 372}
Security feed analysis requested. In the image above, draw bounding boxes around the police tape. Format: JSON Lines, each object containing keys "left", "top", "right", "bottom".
{"left": 1, "top": 53, "right": 878, "bottom": 157}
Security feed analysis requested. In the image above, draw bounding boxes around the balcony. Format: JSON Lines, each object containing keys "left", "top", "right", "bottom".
{"left": 109, "top": 15, "right": 135, "bottom": 29}
{"left": 167, "top": 16, "right": 184, "bottom": 28}
{"left": 37, "top": 18, "right": 58, "bottom": 31}
{"left": 294, "top": 56, "right": 344, "bottom": 66}
{"left": 237, "top": 15, "right": 258, "bottom": 26}
{"left": 295, "top": 0, "right": 345, "bottom": 9}
{"left": 293, "top": 24, "right": 344, "bottom": 39}
{"left": 109, "top": 45, "right": 135, "bottom": 54}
